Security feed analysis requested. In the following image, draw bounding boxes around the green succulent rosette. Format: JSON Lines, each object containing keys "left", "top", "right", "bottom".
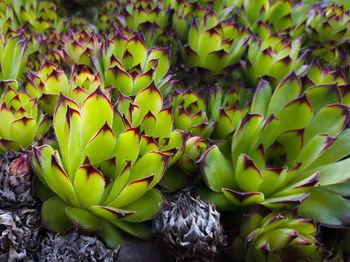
{"left": 121, "top": 0, "right": 171, "bottom": 31}
{"left": 179, "top": 136, "right": 207, "bottom": 175}
{"left": 0, "top": 87, "right": 50, "bottom": 153}
{"left": 239, "top": 0, "right": 293, "bottom": 35}
{"left": 61, "top": 30, "right": 101, "bottom": 67}
{"left": 182, "top": 10, "right": 249, "bottom": 76}
{"left": 243, "top": 33, "right": 308, "bottom": 87}
{"left": 230, "top": 207, "right": 325, "bottom": 262}
{"left": 30, "top": 88, "right": 170, "bottom": 248}
{"left": 294, "top": 4, "right": 350, "bottom": 47}
{"left": 26, "top": 62, "right": 110, "bottom": 115}
{"left": 199, "top": 73, "right": 350, "bottom": 226}
{"left": 208, "top": 84, "right": 251, "bottom": 140}
{"left": 172, "top": 89, "right": 215, "bottom": 139}
{"left": 94, "top": 32, "right": 173, "bottom": 97}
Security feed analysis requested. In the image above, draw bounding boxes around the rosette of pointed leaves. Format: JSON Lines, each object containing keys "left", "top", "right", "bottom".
{"left": 0, "top": 33, "right": 28, "bottom": 82}
{"left": 25, "top": 61, "right": 69, "bottom": 115}
{"left": 30, "top": 88, "right": 170, "bottom": 248}
{"left": 239, "top": 0, "right": 293, "bottom": 34}
{"left": 199, "top": 73, "right": 350, "bottom": 215}
{"left": 244, "top": 34, "right": 308, "bottom": 86}
{"left": 179, "top": 136, "right": 207, "bottom": 175}
{"left": 10, "top": 0, "right": 62, "bottom": 33}
{"left": 231, "top": 207, "right": 325, "bottom": 262}
{"left": 294, "top": 4, "right": 350, "bottom": 46}
{"left": 61, "top": 30, "right": 101, "bottom": 67}
{"left": 183, "top": 10, "right": 249, "bottom": 75}
{"left": 93, "top": 1, "right": 122, "bottom": 33}
{"left": 172, "top": 2, "right": 207, "bottom": 42}
{"left": 121, "top": 0, "right": 171, "bottom": 31}
{"left": 26, "top": 62, "right": 109, "bottom": 115}
{"left": 208, "top": 84, "right": 251, "bottom": 139}
{"left": 95, "top": 33, "right": 172, "bottom": 97}
{"left": 172, "top": 89, "right": 215, "bottom": 139}
{"left": 302, "top": 59, "right": 347, "bottom": 88}
{"left": 0, "top": 87, "right": 50, "bottom": 153}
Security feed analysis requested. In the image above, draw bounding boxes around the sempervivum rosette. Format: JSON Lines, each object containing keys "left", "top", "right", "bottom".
{"left": 95, "top": 32, "right": 173, "bottom": 97}
{"left": 199, "top": 73, "right": 350, "bottom": 227}
{"left": 243, "top": 33, "right": 308, "bottom": 87}
{"left": 30, "top": 88, "right": 170, "bottom": 248}
{"left": 182, "top": 10, "right": 249, "bottom": 77}
{"left": 0, "top": 87, "right": 50, "bottom": 154}
{"left": 230, "top": 206, "right": 325, "bottom": 262}
{"left": 172, "top": 89, "right": 215, "bottom": 139}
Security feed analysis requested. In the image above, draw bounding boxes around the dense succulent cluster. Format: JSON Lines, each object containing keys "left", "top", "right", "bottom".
{"left": 1, "top": 0, "right": 350, "bottom": 261}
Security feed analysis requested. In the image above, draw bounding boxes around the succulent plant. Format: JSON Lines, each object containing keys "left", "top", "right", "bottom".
{"left": 294, "top": 4, "right": 350, "bottom": 46}
{"left": 199, "top": 74, "right": 350, "bottom": 224}
{"left": 0, "top": 87, "right": 50, "bottom": 153}
{"left": 61, "top": 30, "right": 101, "bottom": 67}
{"left": 153, "top": 189, "right": 226, "bottom": 262}
{"left": 121, "top": 0, "right": 171, "bottom": 31}
{"left": 230, "top": 207, "right": 325, "bottom": 262}
{"left": 182, "top": 11, "right": 249, "bottom": 76}
{"left": 302, "top": 59, "right": 347, "bottom": 87}
{"left": 94, "top": 33, "right": 173, "bottom": 97}
{"left": 239, "top": 0, "right": 293, "bottom": 34}
{"left": 208, "top": 84, "right": 251, "bottom": 140}
{"left": 179, "top": 136, "right": 207, "bottom": 175}
{"left": 10, "top": 0, "right": 62, "bottom": 33}
{"left": 26, "top": 63, "right": 109, "bottom": 114}
{"left": 172, "top": 89, "right": 215, "bottom": 139}
{"left": 30, "top": 88, "right": 170, "bottom": 248}
{"left": 243, "top": 34, "right": 308, "bottom": 86}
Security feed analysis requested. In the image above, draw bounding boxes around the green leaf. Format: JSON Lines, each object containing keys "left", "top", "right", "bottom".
{"left": 235, "top": 154, "right": 262, "bottom": 192}
{"left": 308, "top": 129, "right": 350, "bottom": 167}
{"left": 84, "top": 123, "right": 115, "bottom": 164}
{"left": 122, "top": 189, "right": 165, "bottom": 222}
{"left": 97, "top": 220, "right": 124, "bottom": 249}
{"left": 222, "top": 188, "right": 264, "bottom": 206}
{"left": 198, "top": 145, "right": 235, "bottom": 192}
{"left": 42, "top": 196, "right": 72, "bottom": 232}
{"left": 251, "top": 80, "right": 272, "bottom": 115}
{"left": 105, "top": 66, "right": 133, "bottom": 95}
{"left": 298, "top": 188, "right": 350, "bottom": 227}
{"left": 133, "top": 82, "right": 163, "bottom": 126}
{"left": 66, "top": 207, "right": 102, "bottom": 230}
{"left": 231, "top": 114, "right": 263, "bottom": 164}
{"left": 304, "top": 105, "right": 349, "bottom": 143}
{"left": 114, "top": 127, "right": 140, "bottom": 173}
{"left": 266, "top": 72, "right": 301, "bottom": 116}
{"left": 275, "top": 95, "right": 312, "bottom": 134}
{"left": 305, "top": 84, "right": 341, "bottom": 114}
{"left": 104, "top": 160, "right": 131, "bottom": 204}
{"left": 128, "top": 151, "right": 168, "bottom": 187}
{"left": 81, "top": 88, "right": 113, "bottom": 148}
{"left": 153, "top": 107, "right": 173, "bottom": 138}
{"left": 111, "top": 220, "right": 151, "bottom": 239}
{"left": 108, "top": 175, "right": 154, "bottom": 208}
{"left": 74, "top": 165, "right": 105, "bottom": 209}
{"left": 9, "top": 117, "right": 36, "bottom": 148}
{"left": 312, "top": 158, "right": 350, "bottom": 186}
